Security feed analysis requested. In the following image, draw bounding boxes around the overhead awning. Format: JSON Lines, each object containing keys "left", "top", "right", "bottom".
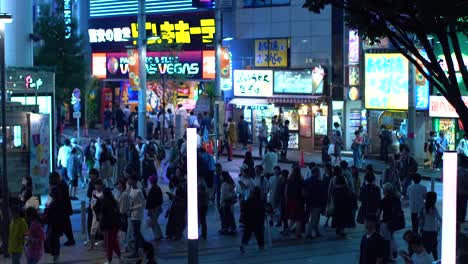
{"left": 228, "top": 98, "right": 270, "bottom": 105}
{"left": 267, "top": 95, "right": 322, "bottom": 104}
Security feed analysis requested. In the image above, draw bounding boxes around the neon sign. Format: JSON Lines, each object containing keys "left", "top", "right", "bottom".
{"left": 64, "top": 0, "right": 72, "bottom": 39}
{"left": 25, "top": 76, "right": 43, "bottom": 90}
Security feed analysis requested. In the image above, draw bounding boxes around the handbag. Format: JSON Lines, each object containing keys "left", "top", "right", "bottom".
{"left": 328, "top": 143, "right": 335, "bottom": 155}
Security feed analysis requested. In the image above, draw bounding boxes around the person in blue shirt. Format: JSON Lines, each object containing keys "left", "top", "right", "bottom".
{"left": 434, "top": 131, "right": 448, "bottom": 170}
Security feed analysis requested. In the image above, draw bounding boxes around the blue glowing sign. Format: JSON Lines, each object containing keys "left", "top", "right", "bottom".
{"left": 90, "top": 0, "right": 200, "bottom": 17}
{"left": 415, "top": 50, "right": 430, "bottom": 110}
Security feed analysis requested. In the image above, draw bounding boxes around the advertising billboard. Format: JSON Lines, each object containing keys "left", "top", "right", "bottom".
{"left": 274, "top": 70, "right": 313, "bottom": 94}
{"left": 254, "top": 39, "right": 289, "bottom": 67}
{"left": 365, "top": 53, "right": 409, "bottom": 110}
{"left": 88, "top": 12, "right": 215, "bottom": 52}
{"left": 429, "top": 96, "right": 468, "bottom": 118}
{"left": 233, "top": 70, "right": 273, "bottom": 97}
{"left": 106, "top": 51, "right": 203, "bottom": 79}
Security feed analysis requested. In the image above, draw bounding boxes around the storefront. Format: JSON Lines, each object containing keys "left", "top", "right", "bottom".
{"left": 364, "top": 53, "right": 430, "bottom": 156}
{"left": 89, "top": 12, "right": 218, "bottom": 115}
{"left": 229, "top": 68, "right": 328, "bottom": 151}
{"left": 429, "top": 96, "right": 467, "bottom": 150}
{"left": 4, "top": 68, "right": 55, "bottom": 194}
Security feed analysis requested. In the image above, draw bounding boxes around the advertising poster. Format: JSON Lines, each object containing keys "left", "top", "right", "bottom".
{"left": 233, "top": 70, "right": 273, "bottom": 97}
{"left": 365, "top": 53, "right": 409, "bottom": 110}
{"left": 254, "top": 39, "right": 289, "bottom": 67}
{"left": 274, "top": 70, "right": 313, "bottom": 94}
{"left": 314, "top": 115, "right": 328, "bottom": 136}
{"left": 348, "top": 31, "right": 359, "bottom": 64}
{"left": 429, "top": 96, "right": 468, "bottom": 118}
{"left": 30, "top": 114, "right": 50, "bottom": 195}
{"left": 299, "top": 115, "right": 312, "bottom": 137}
{"left": 126, "top": 49, "right": 140, "bottom": 90}
{"left": 312, "top": 66, "right": 325, "bottom": 94}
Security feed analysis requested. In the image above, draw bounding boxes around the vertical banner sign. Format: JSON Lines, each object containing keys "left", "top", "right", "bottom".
{"left": 127, "top": 49, "right": 141, "bottom": 91}
{"left": 64, "top": 0, "right": 72, "bottom": 39}
{"left": 254, "top": 39, "right": 288, "bottom": 67}
{"left": 30, "top": 114, "right": 51, "bottom": 195}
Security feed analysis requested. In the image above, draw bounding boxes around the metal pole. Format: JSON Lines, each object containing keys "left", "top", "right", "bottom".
{"left": 77, "top": 115, "right": 80, "bottom": 143}
{"left": 408, "top": 62, "right": 416, "bottom": 154}
{"left": 137, "top": 0, "right": 147, "bottom": 139}
{"left": 214, "top": 0, "right": 222, "bottom": 160}
{"left": 0, "top": 23, "right": 10, "bottom": 257}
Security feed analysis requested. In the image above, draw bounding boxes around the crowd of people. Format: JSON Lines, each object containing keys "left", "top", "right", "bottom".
{"left": 3, "top": 103, "right": 468, "bottom": 264}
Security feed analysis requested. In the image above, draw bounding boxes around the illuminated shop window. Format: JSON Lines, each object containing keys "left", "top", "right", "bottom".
{"left": 13, "top": 126, "right": 22, "bottom": 147}
{"left": 243, "top": 0, "right": 290, "bottom": 8}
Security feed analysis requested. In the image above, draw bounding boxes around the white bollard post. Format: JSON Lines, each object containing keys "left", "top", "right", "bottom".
{"left": 441, "top": 152, "right": 457, "bottom": 264}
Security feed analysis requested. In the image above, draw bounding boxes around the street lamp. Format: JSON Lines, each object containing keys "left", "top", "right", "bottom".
{"left": 0, "top": 12, "right": 12, "bottom": 257}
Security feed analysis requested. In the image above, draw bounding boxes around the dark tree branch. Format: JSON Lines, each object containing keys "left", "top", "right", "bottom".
{"left": 449, "top": 21, "right": 468, "bottom": 91}
{"left": 436, "top": 22, "right": 461, "bottom": 98}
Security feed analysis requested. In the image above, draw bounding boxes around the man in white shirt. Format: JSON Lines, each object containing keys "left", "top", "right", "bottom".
{"left": 261, "top": 146, "right": 278, "bottom": 177}
{"left": 57, "top": 138, "right": 72, "bottom": 181}
{"left": 268, "top": 166, "right": 281, "bottom": 220}
{"left": 407, "top": 174, "right": 427, "bottom": 233}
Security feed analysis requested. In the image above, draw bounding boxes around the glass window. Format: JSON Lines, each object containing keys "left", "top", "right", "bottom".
{"left": 243, "top": 0, "right": 290, "bottom": 8}
{"left": 13, "top": 126, "right": 22, "bottom": 147}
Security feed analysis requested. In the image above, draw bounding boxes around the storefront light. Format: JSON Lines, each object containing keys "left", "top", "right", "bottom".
{"left": 311, "top": 105, "right": 319, "bottom": 113}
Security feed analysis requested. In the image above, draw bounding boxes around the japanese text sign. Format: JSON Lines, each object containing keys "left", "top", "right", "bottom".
{"left": 348, "top": 31, "right": 359, "bottom": 64}
{"left": 234, "top": 70, "right": 273, "bottom": 97}
{"left": 255, "top": 39, "right": 289, "bottom": 67}
{"left": 88, "top": 12, "right": 215, "bottom": 52}
{"left": 415, "top": 50, "right": 429, "bottom": 110}
{"left": 64, "top": 0, "right": 72, "bottom": 39}
{"left": 107, "top": 51, "right": 203, "bottom": 80}
{"left": 365, "top": 53, "right": 409, "bottom": 110}
{"left": 429, "top": 96, "right": 468, "bottom": 118}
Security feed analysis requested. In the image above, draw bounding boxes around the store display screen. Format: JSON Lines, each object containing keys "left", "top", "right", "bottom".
{"left": 365, "top": 53, "right": 408, "bottom": 110}
{"left": 274, "top": 70, "right": 313, "bottom": 94}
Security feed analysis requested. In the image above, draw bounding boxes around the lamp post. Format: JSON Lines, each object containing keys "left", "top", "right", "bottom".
{"left": 214, "top": 0, "right": 222, "bottom": 160}
{"left": 137, "top": 0, "right": 147, "bottom": 140}
{"left": 0, "top": 13, "right": 12, "bottom": 257}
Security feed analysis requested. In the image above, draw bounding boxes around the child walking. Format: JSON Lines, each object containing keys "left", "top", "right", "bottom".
{"left": 8, "top": 206, "right": 29, "bottom": 264}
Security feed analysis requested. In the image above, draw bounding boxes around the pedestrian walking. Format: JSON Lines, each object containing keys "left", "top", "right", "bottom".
{"left": 115, "top": 104, "right": 125, "bottom": 135}
{"left": 261, "top": 146, "right": 278, "bottom": 178}
{"left": 331, "top": 172, "right": 354, "bottom": 237}
{"left": 280, "top": 120, "right": 290, "bottom": 161}
{"left": 258, "top": 118, "right": 269, "bottom": 157}
{"left": 237, "top": 164, "right": 254, "bottom": 227}
{"left": 8, "top": 206, "right": 28, "bottom": 264}
{"left": 408, "top": 174, "right": 427, "bottom": 233}
{"left": 352, "top": 130, "right": 364, "bottom": 168}
{"left": 321, "top": 135, "right": 331, "bottom": 164}
{"left": 284, "top": 165, "right": 304, "bottom": 239}
{"left": 49, "top": 172, "right": 75, "bottom": 246}
{"left": 227, "top": 118, "right": 237, "bottom": 152}
{"left": 198, "top": 174, "right": 209, "bottom": 239}
{"left": 243, "top": 151, "right": 255, "bottom": 178}
{"left": 115, "top": 177, "right": 130, "bottom": 252}
{"left": 382, "top": 155, "right": 401, "bottom": 195}
{"left": 240, "top": 187, "right": 265, "bottom": 253}
{"left": 25, "top": 207, "right": 45, "bottom": 264}
{"left": 19, "top": 176, "right": 33, "bottom": 205}
{"left": 380, "top": 183, "right": 404, "bottom": 262}
{"left": 276, "top": 169, "right": 289, "bottom": 232}
{"left": 434, "top": 131, "right": 448, "bottom": 170}
{"left": 399, "top": 145, "right": 418, "bottom": 198}
{"left": 103, "top": 105, "right": 113, "bottom": 134}
{"left": 218, "top": 123, "right": 233, "bottom": 161}
{"left": 303, "top": 167, "right": 324, "bottom": 238}
{"left": 165, "top": 168, "right": 187, "bottom": 240}
{"left": 359, "top": 215, "right": 385, "bottom": 264}
{"left": 356, "top": 172, "right": 381, "bottom": 225}
{"left": 127, "top": 175, "right": 146, "bottom": 258}
{"left": 88, "top": 179, "right": 104, "bottom": 251}
{"left": 57, "top": 138, "right": 72, "bottom": 182}
{"left": 43, "top": 187, "right": 63, "bottom": 262}
{"left": 99, "top": 188, "right": 122, "bottom": 264}
{"left": 146, "top": 175, "right": 163, "bottom": 241}
{"left": 219, "top": 171, "right": 237, "bottom": 235}
{"left": 332, "top": 122, "right": 343, "bottom": 164}
{"left": 237, "top": 115, "right": 249, "bottom": 148}
{"left": 67, "top": 147, "right": 82, "bottom": 199}
{"left": 419, "top": 192, "right": 441, "bottom": 260}
{"left": 424, "top": 131, "right": 437, "bottom": 169}
{"left": 85, "top": 139, "right": 97, "bottom": 174}
{"left": 99, "top": 143, "right": 114, "bottom": 187}
{"left": 379, "top": 125, "right": 391, "bottom": 161}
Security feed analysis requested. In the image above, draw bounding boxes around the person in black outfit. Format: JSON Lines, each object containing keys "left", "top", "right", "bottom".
{"left": 49, "top": 171, "right": 75, "bottom": 246}
{"left": 136, "top": 241, "right": 158, "bottom": 264}
{"left": 240, "top": 187, "right": 265, "bottom": 253}
{"left": 43, "top": 187, "right": 64, "bottom": 262}
{"left": 115, "top": 104, "right": 125, "bottom": 135}
{"left": 331, "top": 173, "right": 354, "bottom": 237}
{"left": 303, "top": 167, "right": 324, "bottom": 238}
{"left": 357, "top": 172, "right": 381, "bottom": 224}
{"left": 237, "top": 115, "right": 249, "bottom": 147}
{"left": 97, "top": 187, "right": 122, "bottom": 263}
{"left": 146, "top": 175, "right": 163, "bottom": 240}
{"left": 280, "top": 120, "right": 290, "bottom": 161}
{"left": 359, "top": 215, "right": 385, "bottom": 264}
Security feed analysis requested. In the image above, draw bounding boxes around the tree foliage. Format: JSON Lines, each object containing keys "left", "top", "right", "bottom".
{"left": 303, "top": 0, "right": 468, "bottom": 132}
{"left": 34, "top": 1, "right": 87, "bottom": 102}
